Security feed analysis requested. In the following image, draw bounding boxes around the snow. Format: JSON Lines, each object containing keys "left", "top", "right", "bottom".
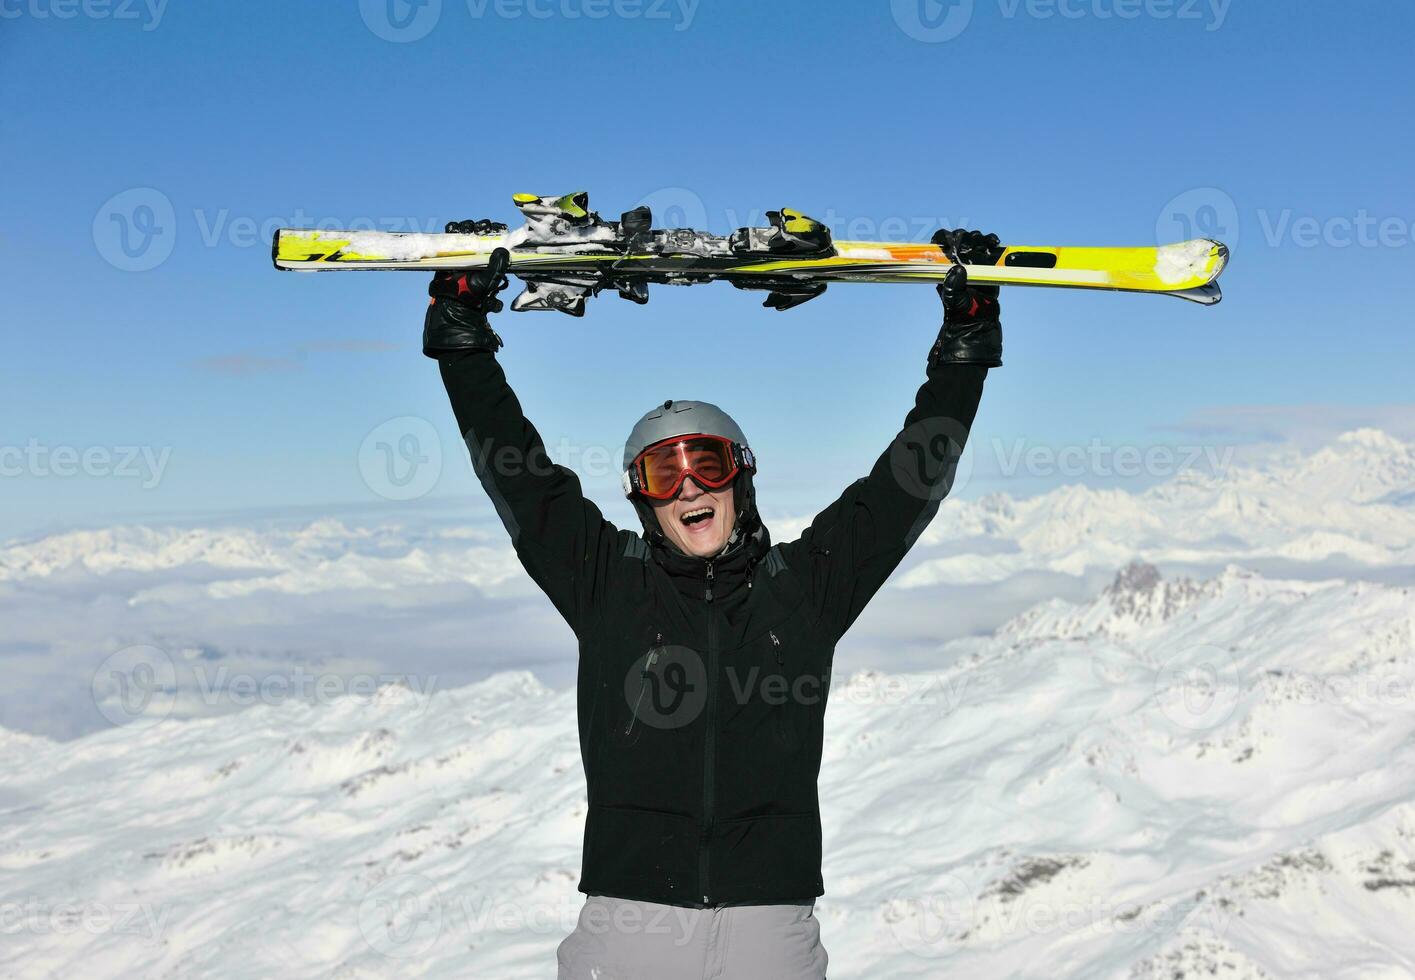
{"left": 3, "top": 428, "right": 1415, "bottom": 975}
{"left": 0, "top": 519, "right": 525, "bottom": 596}
{"left": 295, "top": 223, "right": 620, "bottom": 261}
{"left": 906, "top": 429, "right": 1415, "bottom": 585}
{"left": 2, "top": 563, "right": 1413, "bottom": 978}
{"left": 1155, "top": 239, "right": 1219, "bottom": 284}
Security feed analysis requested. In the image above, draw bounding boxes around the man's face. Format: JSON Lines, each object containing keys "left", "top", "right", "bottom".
{"left": 649, "top": 476, "right": 737, "bottom": 558}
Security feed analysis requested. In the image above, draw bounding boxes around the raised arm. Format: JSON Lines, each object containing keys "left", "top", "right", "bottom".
{"left": 425, "top": 248, "right": 622, "bottom": 635}
{"left": 781, "top": 229, "right": 1003, "bottom": 640}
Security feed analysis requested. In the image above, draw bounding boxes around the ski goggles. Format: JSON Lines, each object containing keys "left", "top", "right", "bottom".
{"left": 623, "top": 434, "right": 755, "bottom": 500}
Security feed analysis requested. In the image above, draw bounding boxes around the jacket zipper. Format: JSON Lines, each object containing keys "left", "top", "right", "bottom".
{"left": 624, "top": 633, "right": 662, "bottom": 737}
{"left": 770, "top": 629, "right": 787, "bottom": 744}
{"left": 700, "top": 560, "right": 717, "bottom": 906}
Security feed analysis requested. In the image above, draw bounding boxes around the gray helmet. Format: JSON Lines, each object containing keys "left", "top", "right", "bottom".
{"left": 622, "top": 399, "right": 760, "bottom": 545}
{"left": 622, "top": 400, "right": 753, "bottom": 496}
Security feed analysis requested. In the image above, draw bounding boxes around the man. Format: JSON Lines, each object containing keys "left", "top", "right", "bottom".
{"left": 424, "top": 228, "right": 1002, "bottom": 979}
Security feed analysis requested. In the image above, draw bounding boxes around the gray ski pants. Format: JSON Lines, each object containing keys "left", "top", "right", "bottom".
{"left": 556, "top": 895, "right": 828, "bottom": 979}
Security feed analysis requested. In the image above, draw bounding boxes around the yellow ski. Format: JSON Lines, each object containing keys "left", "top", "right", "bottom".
{"left": 272, "top": 192, "right": 1229, "bottom": 314}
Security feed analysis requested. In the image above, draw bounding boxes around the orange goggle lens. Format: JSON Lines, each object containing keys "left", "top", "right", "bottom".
{"left": 633, "top": 435, "right": 740, "bottom": 500}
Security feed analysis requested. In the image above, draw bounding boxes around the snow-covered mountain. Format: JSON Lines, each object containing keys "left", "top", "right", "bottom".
{"left": 3, "top": 563, "right": 1413, "bottom": 978}
{"left": 3, "top": 428, "right": 1414, "bottom": 976}
{"left": 3, "top": 430, "right": 1413, "bottom": 741}
{"left": 907, "top": 428, "right": 1415, "bottom": 586}
{"left": 0, "top": 518, "right": 529, "bottom": 596}
{"left": 6, "top": 429, "right": 1412, "bottom": 594}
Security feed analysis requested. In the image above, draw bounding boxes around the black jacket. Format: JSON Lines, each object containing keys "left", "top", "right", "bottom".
{"left": 438, "top": 350, "right": 987, "bottom": 907}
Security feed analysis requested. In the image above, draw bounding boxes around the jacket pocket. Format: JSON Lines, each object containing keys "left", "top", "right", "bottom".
{"left": 762, "top": 624, "right": 829, "bottom": 762}
{"left": 624, "top": 633, "right": 664, "bottom": 738}
{"left": 612, "top": 630, "right": 669, "bottom": 748}
{"left": 769, "top": 629, "right": 797, "bottom": 751}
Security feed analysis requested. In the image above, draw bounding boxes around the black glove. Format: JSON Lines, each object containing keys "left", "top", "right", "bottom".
{"left": 422, "top": 245, "right": 511, "bottom": 358}
{"left": 929, "top": 228, "right": 1003, "bottom": 368}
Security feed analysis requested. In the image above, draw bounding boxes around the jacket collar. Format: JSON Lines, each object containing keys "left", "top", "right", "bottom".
{"left": 647, "top": 517, "right": 772, "bottom": 601}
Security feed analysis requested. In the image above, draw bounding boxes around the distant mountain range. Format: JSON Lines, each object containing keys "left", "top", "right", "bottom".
{"left": 4, "top": 556, "right": 1412, "bottom": 977}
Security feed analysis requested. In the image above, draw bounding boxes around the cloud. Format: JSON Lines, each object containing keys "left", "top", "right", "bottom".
{"left": 295, "top": 339, "right": 400, "bottom": 354}
{"left": 192, "top": 340, "right": 397, "bottom": 377}
{"left": 192, "top": 354, "right": 302, "bottom": 376}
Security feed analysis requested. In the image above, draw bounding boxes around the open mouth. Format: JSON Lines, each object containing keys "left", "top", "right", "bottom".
{"left": 680, "top": 506, "right": 715, "bottom": 531}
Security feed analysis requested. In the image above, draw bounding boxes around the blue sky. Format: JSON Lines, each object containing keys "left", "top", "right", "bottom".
{"left": 2, "top": 0, "right": 1413, "bottom": 539}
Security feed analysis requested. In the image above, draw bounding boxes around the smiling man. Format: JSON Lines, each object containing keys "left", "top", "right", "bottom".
{"left": 622, "top": 398, "right": 753, "bottom": 558}
{"left": 424, "top": 229, "right": 1001, "bottom": 980}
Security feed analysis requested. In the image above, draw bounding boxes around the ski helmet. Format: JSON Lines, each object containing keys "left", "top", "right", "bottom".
{"left": 622, "top": 399, "right": 760, "bottom": 546}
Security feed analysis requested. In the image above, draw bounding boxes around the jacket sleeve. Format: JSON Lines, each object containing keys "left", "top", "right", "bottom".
{"left": 437, "top": 350, "right": 622, "bottom": 635}
{"left": 781, "top": 361, "right": 988, "bottom": 640}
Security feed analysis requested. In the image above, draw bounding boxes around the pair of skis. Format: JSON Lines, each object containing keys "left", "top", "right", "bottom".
{"left": 271, "top": 191, "right": 1229, "bottom": 313}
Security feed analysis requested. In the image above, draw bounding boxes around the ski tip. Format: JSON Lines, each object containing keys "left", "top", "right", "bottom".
{"left": 1194, "top": 239, "right": 1229, "bottom": 304}
{"left": 1154, "top": 239, "right": 1228, "bottom": 304}
{"left": 270, "top": 229, "right": 284, "bottom": 270}
{"left": 1169, "top": 281, "right": 1223, "bottom": 305}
